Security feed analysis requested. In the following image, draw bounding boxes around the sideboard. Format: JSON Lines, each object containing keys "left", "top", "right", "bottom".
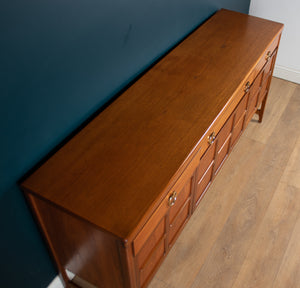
{"left": 21, "top": 9, "right": 283, "bottom": 288}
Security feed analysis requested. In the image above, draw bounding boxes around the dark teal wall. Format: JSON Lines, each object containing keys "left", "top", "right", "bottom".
{"left": 0, "top": 0, "right": 250, "bottom": 286}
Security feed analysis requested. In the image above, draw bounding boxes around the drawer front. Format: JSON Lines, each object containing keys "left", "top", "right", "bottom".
{"left": 139, "top": 238, "right": 165, "bottom": 288}
{"left": 194, "top": 162, "right": 214, "bottom": 207}
{"left": 266, "top": 34, "right": 280, "bottom": 58}
{"left": 193, "top": 140, "right": 216, "bottom": 208}
{"left": 216, "top": 114, "right": 233, "bottom": 152}
{"left": 234, "top": 93, "right": 248, "bottom": 126}
{"left": 169, "top": 180, "right": 191, "bottom": 223}
{"left": 136, "top": 218, "right": 165, "bottom": 269}
{"left": 133, "top": 200, "right": 168, "bottom": 256}
{"left": 262, "top": 58, "right": 272, "bottom": 83}
{"left": 259, "top": 35, "right": 279, "bottom": 75}
{"left": 214, "top": 114, "right": 234, "bottom": 173}
{"left": 258, "top": 51, "right": 277, "bottom": 107}
{"left": 169, "top": 201, "right": 190, "bottom": 246}
{"left": 134, "top": 157, "right": 194, "bottom": 287}
{"left": 216, "top": 114, "right": 234, "bottom": 153}
{"left": 240, "top": 34, "right": 279, "bottom": 96}
{"left": 133, "top": 175, "right": 191, "bottom": 256}
{"left": 258, "top": 77, "right": 269, "bottom": 107}
{"left": 214, "top": 136, "right": 231, "bottom": 174}
{"left": 245, "top": 71, "right": 263, "bottom": 124}
{"left": 251, "top": 70, "right": 263, "bottom": 97}
{"left": 245, "top": 90, "right": 258, "bottom": 124}
{"left": 231, "top": 113, "right": 245, "bottom": 148}
{"left": 196, "top": 143, "right": 216, "bottom": 182}
{"left": 231, "top": 93, "right": 247, "bottom": 148}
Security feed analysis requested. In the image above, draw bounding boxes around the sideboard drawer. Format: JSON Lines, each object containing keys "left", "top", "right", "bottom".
{"left": 194, "top": 162, "right": 214, "bottom": 207}
{"left": 245, "top": 71, "right": 263, "bottom": 124}
{"left": 245, "top": 90, "right": 257, "bottom": 123}
{"left": 214, "top": 114, "right": 234, "bottom": 173}
{"left": 133, "top": 161, "right": 196, "bottom": 256}
{"left": 167, "top": 176, "right": 192, "bottom": 245}
{"left": 169, "top": 180, "right": 191, "bottom": 223}
{"left": 259, "top": 77, "right": 269, "bottom": 105}
{"left": 265, "top": 35, "right": 279, "bottom": 62}
{"left": 214, "top": 136, "right": 231, "bottom": 174}
{"left": 169, "top": 200, "right": 190, "bottom": 246}
{"left": 139, "top": 238, "right": 165, "bottom": 287}
{"left": 134, "top": 161, "right": 194, "bottom": 286}
{"left": 234, "top": 93, "right": 248, "bottom": 126}
{"left": 216, "top": 114, "right": 234, "bottom": 150}
{"left": 136, "top": 218, "right": 165, "bottom": 270}
{"left": 262, "top": 58, "right": 273, "bottom": 83}
{"left": 231, "top": 94, "right": 248, "bottom": 149}
{"left": 196, "top": 143, "right": 216, "bottom": 182}
{"left": 133, "top": 202, "right": 168, "bottom": 256}
{"left": 240, "top": 33, "right": 279, "bottom": 101}
{"left": 231, "top": 112, "right": 245, "bottom": 148}
{"left": 252, "top": 70, "right": 263, "bottom": 97}
{"left": 194, "top": 142, "right": 216, "bottom": 208}
{"left": 251, "top": 33, "right": 279, "bottom": 82}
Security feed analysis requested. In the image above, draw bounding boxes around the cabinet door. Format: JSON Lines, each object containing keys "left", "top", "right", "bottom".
{"left": 168, "top": 180, "right": 192, "bottom": 246}
{"left": 194, "top": 142, "right": 216, "bottom": 208}
{"left": 245, "top": 71, "right": 263, "bottom": 125}
{"left": 231, "top": 93, "right": 248, "bottom": 149}
{"left": 133, "top": 200, "right": 168, "bottom": 287}
{"left": 214, "top": 114, "right": 234, "bottom": 174}
{"left": 257, "top": 51, "right": 276, "bottom": 107}
{"left": 133, "top": 172, "right": 193, "bottom": 287}
{"left": 138, "top": 233, "right": 165, "bottom": 288}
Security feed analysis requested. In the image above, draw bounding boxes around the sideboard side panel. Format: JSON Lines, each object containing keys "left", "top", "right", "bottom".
{"left": 27, "top": 193, "right": 127, "bottom": 288}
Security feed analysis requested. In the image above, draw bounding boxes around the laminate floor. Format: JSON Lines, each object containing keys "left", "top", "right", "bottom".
{"left": 149, "top": 77, "right": 300, "bottom": 288}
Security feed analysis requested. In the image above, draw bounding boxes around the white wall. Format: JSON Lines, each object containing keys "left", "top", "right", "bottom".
{"left": 250, "top": 0, "right": 300, "bottom": 84}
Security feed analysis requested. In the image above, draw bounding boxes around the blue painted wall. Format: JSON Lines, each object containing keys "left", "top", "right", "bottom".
{"left": 0, "top": 0, "right": 250, "bottom": 286}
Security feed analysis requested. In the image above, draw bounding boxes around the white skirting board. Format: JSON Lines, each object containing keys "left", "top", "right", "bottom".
{"left": 273, "top": 65, "right": 300, "bottom": 84}
{"left": 47, "top": 272, "right": 97, "bottom": 288}
{"left": 47, "top": 276, "right": 63, "bottom": 288}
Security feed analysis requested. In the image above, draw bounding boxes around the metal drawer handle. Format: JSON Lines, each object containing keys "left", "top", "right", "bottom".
{"left": 244, "top": 81, "right": 251, "bottom": 93}
{"left": 168, "top": 191, "right": 177, "bottom": 207}
{"left": 265, "top": 51, "right": 272, "bottom": 61}
{"left": 208, "top": 131, "right": 216, "bottom": 145}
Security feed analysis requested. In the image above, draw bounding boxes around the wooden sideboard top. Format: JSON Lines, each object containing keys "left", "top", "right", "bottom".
{"left": 21, "top": 9, "right": 283, "bottom": 240}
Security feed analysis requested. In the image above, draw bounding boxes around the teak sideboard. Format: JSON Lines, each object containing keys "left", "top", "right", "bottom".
{"left": 21, "top": 9, "right": 283, "bottom": 288}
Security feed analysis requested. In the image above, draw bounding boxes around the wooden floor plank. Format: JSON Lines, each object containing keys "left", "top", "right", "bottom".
{"left": 281, "top": 135, "right": 300, "bottom": 189}
{"left": 248, "top": 85, "right": 300, "bottom": 170}
{"left": 272, "top": 215, "right": 300, "bottom": 288}
{"left": 147, "top": 278, "right": 171, "bottom": 288}
{"left": 244, "top": 77, "right": 297, "bottom": 144}
{"left": 231, "top": 182, "right": 300, "bottom": 288}
{"left": 189, "top": 165, "right": 283, "bottom": 288}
